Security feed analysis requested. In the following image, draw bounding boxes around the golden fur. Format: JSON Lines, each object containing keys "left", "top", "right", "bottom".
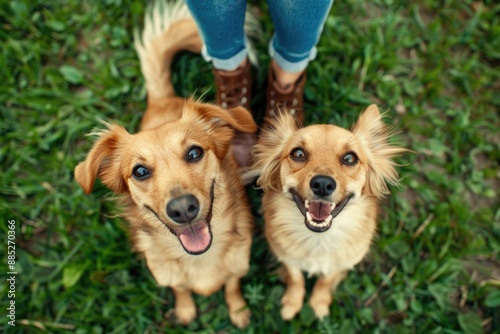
{"left": 252, "top": 105, "right": 406, "bottom": 320}
{"left": 74, "top": 1, "right": 256, "bottom": 328}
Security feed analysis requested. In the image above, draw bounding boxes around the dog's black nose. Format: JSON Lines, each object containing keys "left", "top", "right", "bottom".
{"left": 310, "top": 175, "right": 336, "bottom": 197}
{"left": 166, "top": 194, "right": 200, "bottom": 223}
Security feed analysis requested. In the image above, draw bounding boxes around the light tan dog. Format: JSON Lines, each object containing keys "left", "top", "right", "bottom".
{"left": 252, "top": 106, "right": 405, "bottom": 320}
{"left": 74, "top": 2, "right": 256, "bottom": 328}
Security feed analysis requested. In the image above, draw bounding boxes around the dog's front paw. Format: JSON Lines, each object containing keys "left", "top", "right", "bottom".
{"left": 310, "top": 302, "right": 330, "bottom": 319}
{"left": 229, "top": 307, "right": 251, "bottom": 328}
{"left": 281, "top": 290, "right": 303, "bottom": 320}
{"left": 175, "top": 305, "right": 196, "bottom": 325}
{"left": 309, "top": 289, "right": 332, "bottom": 319}
{"left": 280, "top": 303, "right": 301, "bottom": 320}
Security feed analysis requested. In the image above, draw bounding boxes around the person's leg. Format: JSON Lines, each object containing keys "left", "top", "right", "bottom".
{"left": 266, "top": 0, "right": 334, "bottom": 123}
{"left": 185, "top": 0, "right": 254, "bottom": 168}
{"left": 268, "top": 0, "right": 333, "bottom": 79}
{"left": 185, "top": 0, "right": 248, "bottom": 71}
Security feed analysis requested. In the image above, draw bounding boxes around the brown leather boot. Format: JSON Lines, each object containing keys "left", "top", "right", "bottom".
{"left": 265, "top": 66, "right": 306, "bottom": 126}
{"left": 212, "top": 59, "right": 254, "bottom": 168}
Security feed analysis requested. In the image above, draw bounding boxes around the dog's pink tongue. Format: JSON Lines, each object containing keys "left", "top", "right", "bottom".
{"left": 309, "top": 201, "right": 332, "bottom": 221}
{"left": 178, "top": 220, "right": 211, "bottom": 254}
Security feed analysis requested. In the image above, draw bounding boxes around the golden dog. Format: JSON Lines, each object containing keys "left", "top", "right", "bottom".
{"left": 74, "top": 1, "right": 256, "bottom": 328}
{"left": 252, "top": 106, "right": 405, "bottom": 320}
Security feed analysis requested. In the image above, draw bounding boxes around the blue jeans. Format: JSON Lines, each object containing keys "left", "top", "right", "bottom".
{"left": 185, "top": 0, "right": 333, "bottom": 72}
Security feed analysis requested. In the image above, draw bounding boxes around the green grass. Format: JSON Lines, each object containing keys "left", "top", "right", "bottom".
{"left": 1, "top": 0, "right": 499, "bottom": 332}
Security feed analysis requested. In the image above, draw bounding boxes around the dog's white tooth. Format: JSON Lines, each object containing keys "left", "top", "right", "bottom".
{"left": 306, "top": 212, "right": 312, "bottom": 222}
{"left": 305, "top": 200, "right": 310, "bottom": 209}
{"left": 325, "top": 215, "right": 333, "bottom": 224}
{"left": 330, "top": 202, "right": 336, "bottom": 211}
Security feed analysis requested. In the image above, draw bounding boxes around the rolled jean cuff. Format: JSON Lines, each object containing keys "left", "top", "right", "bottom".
{"left": 201, "top": 38, "right": 249, "bottom": 71}
{"left": 269, "top": 39, "right": 317, "bottom": 73}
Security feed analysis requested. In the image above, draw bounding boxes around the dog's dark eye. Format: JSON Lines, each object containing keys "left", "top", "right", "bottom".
{"left": 132, "top": 165, "right": 151, "bottom": 180}
{"left": 342, "top": 152, "right": 358, "bottom": 166}
{"left": 187, "top": 146, "right": 204, "bottom": 162}
{"left": 290, "top": 148, "right": 307, "bottom": 162}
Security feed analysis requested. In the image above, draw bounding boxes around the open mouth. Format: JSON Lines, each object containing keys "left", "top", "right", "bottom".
{"left": 176, "top": 213, "right": 213, "bottom": 255}
{"left": 290, "top": 188, "right": 353, "bottom": 233}
{"left": 146, "top": 181, "right": 215, "bottom": 255}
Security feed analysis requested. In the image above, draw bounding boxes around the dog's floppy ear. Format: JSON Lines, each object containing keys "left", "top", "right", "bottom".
{"left": 194, "top": 103, "right": 257, "bottom": 133}
{"left": 253, "top": 112, "right": 297, "bottom": 191}
{"left": 74, "top": 124, "right": 130, "bottom": 195}
{"left": 351, "top": 104, "right": 406, "bottom": 198}
{"left": 187, "top": 102, "right": 257, "bottom": 159}
{"left": 221, "top": 105, "right": 258, "bottom": 134}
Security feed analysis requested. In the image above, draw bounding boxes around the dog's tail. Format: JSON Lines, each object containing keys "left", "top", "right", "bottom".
{"left": 134, "top": 0, "right": 202, "bottom": 102}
